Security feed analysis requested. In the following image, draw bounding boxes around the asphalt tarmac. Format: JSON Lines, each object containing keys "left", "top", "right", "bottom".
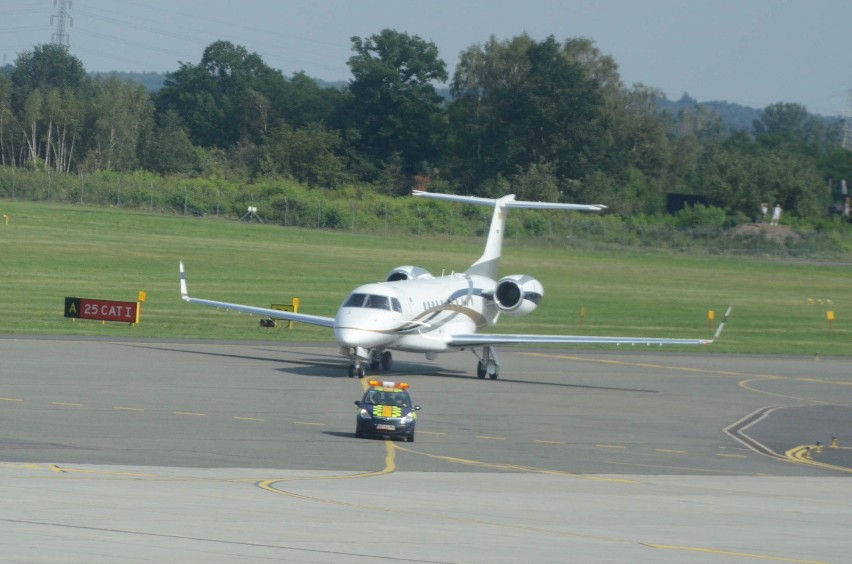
{"left": 1, "top": 336, "right": 850, "bottom": 563}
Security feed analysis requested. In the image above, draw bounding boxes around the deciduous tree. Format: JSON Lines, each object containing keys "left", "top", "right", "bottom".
{"left": 449, "top": 35, "right": 604, "bottom": 195}
{"left": 341, "top": 29, "right": 448, "bottom": 185}
{"left": 155, "top": 41, "right": 287, "bottom": 148}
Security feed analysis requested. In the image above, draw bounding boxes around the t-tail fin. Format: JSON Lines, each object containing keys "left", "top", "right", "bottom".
{"left": 411, "top": 191, "right": 605, "bottom": 280}
{"left": 466, "top": 194, "right": 514, "bottom": 279}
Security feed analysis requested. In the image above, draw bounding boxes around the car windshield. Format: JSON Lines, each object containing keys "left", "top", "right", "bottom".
{"left": 365, "top": 391, "right": 409, "bottom": 407}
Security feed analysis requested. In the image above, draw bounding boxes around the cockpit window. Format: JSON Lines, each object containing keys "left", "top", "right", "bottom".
{"left": 343, "top": 293, "right": 402, "bottom": 312}
{"left": 343, "top": 293, "right": 366, "bottom": 307}
{"left": 365, "top": 294, "right": 389, "bottom": 310}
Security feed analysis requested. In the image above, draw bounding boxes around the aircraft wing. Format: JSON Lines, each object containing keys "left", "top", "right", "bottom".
{"left": 448, "top": 306, "right": 731, "bottom": 348}
{"left": 179, "top": 261, "right": 336, "bottom": 328}
{"left": 448, "top": 334, "right": 714, "bottom": 347}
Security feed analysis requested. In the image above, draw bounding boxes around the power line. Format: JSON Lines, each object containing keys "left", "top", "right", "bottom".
{"left": 71, "top": 3, "right": 344, "bottom": 75}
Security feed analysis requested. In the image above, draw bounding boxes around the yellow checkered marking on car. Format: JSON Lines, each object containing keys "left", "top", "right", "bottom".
{"left": 373, "top": 405, "right": 402, "bottom": 418}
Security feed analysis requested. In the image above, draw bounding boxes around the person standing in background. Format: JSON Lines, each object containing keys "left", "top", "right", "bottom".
{"left": 771, "top": 203, "right": 782, "bottom": 225}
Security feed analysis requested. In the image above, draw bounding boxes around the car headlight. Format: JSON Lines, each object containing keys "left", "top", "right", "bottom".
{"left": 359, "top": 408, "right": 372, "bottom": 420}
{"left": 401, "top": 413, "right": 415, "bottom": 424}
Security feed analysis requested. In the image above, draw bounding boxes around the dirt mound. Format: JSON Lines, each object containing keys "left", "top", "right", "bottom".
{"left": 727, "top": 223, "right": 800, "bottom": 244}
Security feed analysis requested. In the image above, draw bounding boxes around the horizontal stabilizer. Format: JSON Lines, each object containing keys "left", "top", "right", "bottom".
{"left": 413, "top": 190, "right": 605, "bottom": 279}
{"left": 412, "top": 190, "right": 606, "bottom": 211}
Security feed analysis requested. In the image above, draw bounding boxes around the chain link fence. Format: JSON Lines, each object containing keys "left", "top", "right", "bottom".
{"left": 1, "top": 167, "right": 849, "bottom": 260}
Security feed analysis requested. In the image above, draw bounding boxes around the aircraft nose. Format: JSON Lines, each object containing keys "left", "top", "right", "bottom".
{"left": 335, "top": 327, "right": 391, "bottom": 348}
{"left": 334, "top": 307, "right": 399, "bottom": 348}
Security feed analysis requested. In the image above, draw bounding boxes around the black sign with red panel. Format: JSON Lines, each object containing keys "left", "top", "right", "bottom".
{"left": 64, "top": 297, "right": 139, "bottom": 323}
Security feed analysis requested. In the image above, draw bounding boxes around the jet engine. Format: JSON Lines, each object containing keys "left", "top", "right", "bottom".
{"left": 493, "top": 274, "right": 543, "bottom": 316}
{"left": 385, "top": 265, "right": 434, "bottom": 282}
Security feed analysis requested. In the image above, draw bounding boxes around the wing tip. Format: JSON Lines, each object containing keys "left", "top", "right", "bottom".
{"left": 179, "top": 260, "right": 189, "bottom": 300}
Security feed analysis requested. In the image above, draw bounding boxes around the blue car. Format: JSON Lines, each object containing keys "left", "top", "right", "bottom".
{"left": 355, "top": 380, "right": 421, "bottom": 442}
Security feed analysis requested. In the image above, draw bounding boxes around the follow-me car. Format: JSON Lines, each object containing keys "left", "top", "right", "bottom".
{"left": 354, "top": 380, "right": 420, "bottom": 442}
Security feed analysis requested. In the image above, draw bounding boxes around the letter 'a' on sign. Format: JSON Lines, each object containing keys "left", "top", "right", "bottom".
{"left": 64, "top": 297, "right": 81, "bottom": 318}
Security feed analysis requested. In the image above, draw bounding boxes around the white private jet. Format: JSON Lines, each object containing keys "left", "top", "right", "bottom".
{"left": 180, "top": 190, "right": 730, "bottom": 379}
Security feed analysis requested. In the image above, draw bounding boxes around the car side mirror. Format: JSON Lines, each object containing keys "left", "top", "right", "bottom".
{"left": 354, "top": 401, "right": 361, "bottom": 407}
{"left": 414, "top": 405, "right": 421, "bottom": 410}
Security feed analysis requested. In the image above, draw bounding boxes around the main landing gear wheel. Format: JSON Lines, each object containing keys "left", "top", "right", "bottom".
{"left": 475, "top": 345, "right": 500, "bottom": 380}
{"left": 369, "top": 351, "right": 393, "bottom": 371}
{"left": 476, "top": 360, "right": 499, "bottom": 379}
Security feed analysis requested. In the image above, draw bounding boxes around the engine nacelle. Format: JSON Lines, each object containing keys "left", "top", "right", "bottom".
{"left": 494, "top": 274, "right": 543, "bottom": 316}
{"left": 385, "top": 265, "right": 434, "bottom": 282}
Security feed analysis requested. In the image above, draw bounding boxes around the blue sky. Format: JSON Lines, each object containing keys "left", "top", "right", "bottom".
{"left": 3, "top": 0, "right": 851, "bottom": 116}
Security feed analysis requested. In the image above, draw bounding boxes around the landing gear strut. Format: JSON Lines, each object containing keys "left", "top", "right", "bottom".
{"left": 474, "top": 346, "right": 500, "bottom": 379}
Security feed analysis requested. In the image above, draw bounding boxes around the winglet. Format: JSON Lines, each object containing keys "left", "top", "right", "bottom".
{"left": 179, "top": 260, "right": 189, "bottom": 301}
{"left": 713, "top": 305, "right": 733, "bottom": 340}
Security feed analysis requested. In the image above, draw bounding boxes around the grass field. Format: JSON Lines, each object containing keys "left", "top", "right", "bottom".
{"left": 1, "top": 200, "right": 849, "bottom": 356}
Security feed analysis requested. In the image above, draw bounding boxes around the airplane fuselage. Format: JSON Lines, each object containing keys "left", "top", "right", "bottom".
{"left": 334, "top": 274, "right": 498, "bottom": 354}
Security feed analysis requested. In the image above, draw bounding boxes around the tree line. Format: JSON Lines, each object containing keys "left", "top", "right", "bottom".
{"left": 2, "top": 31, "right": 852, "bottom": 228}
